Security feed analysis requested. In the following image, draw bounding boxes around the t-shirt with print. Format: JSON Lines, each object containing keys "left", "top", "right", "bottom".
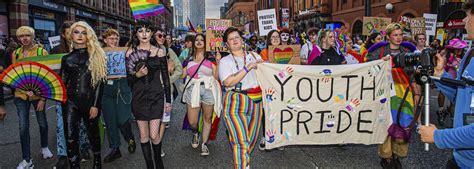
{"left": 218, "top": 51, "right": 262, "bottom": 91}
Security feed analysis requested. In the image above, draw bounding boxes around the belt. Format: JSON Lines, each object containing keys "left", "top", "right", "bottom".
{"left": 231, "top": 89, "right": 249, "bottom": 94}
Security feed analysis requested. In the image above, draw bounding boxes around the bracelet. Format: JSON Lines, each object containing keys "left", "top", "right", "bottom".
{"left": 243, "top": 66, "right": 249, "bottom": 73}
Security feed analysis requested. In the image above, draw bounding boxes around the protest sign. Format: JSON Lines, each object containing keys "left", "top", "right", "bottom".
{"left": 205, "top": 19, "right": 232, "bottom": 52}
{"left": 258, "top": 9, "right": 278, "bottom": 36}
{"left": 268, "top": 45, "right": 301, "bottom": 64}
{"left": 423, "top": 13, "right": 437, "bottom": 37}
{"left": 256, "top": 60, "right": 392, "bottom": 149}
{"left": 363, "top": 17, "right": 392, "bottom": 36}
{"left": 48, "top": 35, "right": 61, "bottom": 49}
{"left": 103, "top": 47, "right": 128, "bottom": 79}
{"left": 410, "top": 18, "right": 426, "bottom": 36}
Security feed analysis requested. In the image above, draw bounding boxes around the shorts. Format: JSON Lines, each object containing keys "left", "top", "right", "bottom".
{"left": 183, "top": 84, "right": 215, "bottom": 106}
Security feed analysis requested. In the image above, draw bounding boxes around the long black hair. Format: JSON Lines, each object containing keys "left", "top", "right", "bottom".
{"left": 128, "top": 20, "right": 156, "bottom": 51}
{"left": 55, "top": 21, "right": 74, "bottom": 53}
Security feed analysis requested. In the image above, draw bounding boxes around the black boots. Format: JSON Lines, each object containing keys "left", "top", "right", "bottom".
{"left": 141, "top": 142, "right": 154, "bottom": 169}
{"left": 152, "top": 143, "right": 164, "bottom": 169}
{"left": 103, "top": 148, "right": 122, "bottom": 163}
{"left": 93, "top": 153, "right": 102, "bottom": 169}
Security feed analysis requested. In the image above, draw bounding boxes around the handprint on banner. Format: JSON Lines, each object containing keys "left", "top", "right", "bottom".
{"left": 326, "top": 114, "right": 335, "bottom": 128}
{"left": 319, "top": 69, "right": 332, "bottom": 83}
{"left": 334, "top": 94, "right": 345, "bottom": 104}
{"left": 277, "top": 66, "right": 295, "bottom": 79}
{"left": 286, "top": 97, "right": 302, "bottom": 112}
{"left": 368, "top": 65, "right": 382, "bottom": 77}
{"left": 266, "top": 130, "right": 276, "bottom": 143}
{"left": 265, "top": 87, "right": 276, "bottom": 102}
{"left": 345, "top": 98, "right": 361, "bottom": 112}
{"left": 282, "top": 132, "right": 291, "bottom": 142}
{"left": 377, "top": 89, "right": 387, "bottom": 104}
{"left": 269, "top": 112, "right": 277, "bottom": 124}
{"left": 377, "top": 89, "right": 385, "bottom": 96}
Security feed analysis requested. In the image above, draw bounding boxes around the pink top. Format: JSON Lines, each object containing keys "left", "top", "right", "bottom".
{"left": 445, "top": 54, "right": 462, "bottom": 79}
{"left": 186, "top": 59, "right": 213, "bottom": 79}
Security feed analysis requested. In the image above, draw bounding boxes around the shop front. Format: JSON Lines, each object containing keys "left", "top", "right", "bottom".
{"left": 75, "top": 9, "right": 98, "bottom": 31}
{"left": 29, "top": 0, "right": 69, "bottom": 51}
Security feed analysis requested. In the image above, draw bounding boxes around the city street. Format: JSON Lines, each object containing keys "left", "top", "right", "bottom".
{"left": 0, "top": 88, "right": 453, "bottom": 168}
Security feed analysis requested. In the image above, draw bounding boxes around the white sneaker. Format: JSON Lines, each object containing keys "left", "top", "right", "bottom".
{"left": 191, "top": 132, "right": 199, "bottom": 148}
{"left": 41, "top": 147, "right": 53, "bottom": 159}
{"left": 201, "top": 143, "right": 209, "bottom": 156}
{"left": 17, "top": 160, "right": 34, "bottom": 169}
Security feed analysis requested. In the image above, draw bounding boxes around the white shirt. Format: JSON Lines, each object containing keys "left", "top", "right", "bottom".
{"left": 300, "top": 41, "right": 313, "bottom": 60}
{"left": 219, "top": 51, "right": 262, "bottom": 91}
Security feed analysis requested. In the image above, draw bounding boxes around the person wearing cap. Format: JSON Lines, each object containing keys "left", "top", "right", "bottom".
{"left": 419, "top": 1, "right": 474, "bottom": 168}
{"left": 436, "top": 38, "right": 468, "bottom": 127}
{"left": 12, "top": 26, "right": 52, "bottom": 169}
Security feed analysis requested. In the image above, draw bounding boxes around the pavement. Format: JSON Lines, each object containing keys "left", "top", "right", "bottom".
{"left": 0, "top": 88, "right": 454, "bottom": 168}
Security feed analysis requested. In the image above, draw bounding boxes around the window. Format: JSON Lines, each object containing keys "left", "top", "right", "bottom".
{"left": 34, "top": 19, "right": 55, "bottom": 31}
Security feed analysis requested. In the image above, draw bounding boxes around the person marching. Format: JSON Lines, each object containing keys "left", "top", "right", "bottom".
{"left": 126, "top": 20, "right": 171, "bottom": 169}
{"left": 219, "top": 27, "right": 263, "bottom": 169}
{"left": 60, "top": 21, "right": 107, "bottom": 169}
{"left": 182, "top": 33, "right": 221, "bottom": 156}
{"left": 101, "top": 28, "right": 136, "bottom": 163}
{"left": 259, "top": 30, "right": 280, "bottom": 62}
{"left": 12, "top": 26, "right": 52, "bottom": 169}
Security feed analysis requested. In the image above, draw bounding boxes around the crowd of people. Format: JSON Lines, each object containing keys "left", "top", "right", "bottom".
{"left": 2, "top": 1, "right": 474, "bottom": 169}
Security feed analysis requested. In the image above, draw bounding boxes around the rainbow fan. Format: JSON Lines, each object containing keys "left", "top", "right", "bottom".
{"left": 0, "top": 61, "right": 67, "bottom": 103}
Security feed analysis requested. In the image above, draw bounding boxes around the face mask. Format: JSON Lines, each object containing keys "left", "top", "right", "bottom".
{"left": 281, "top": 33, "right": 290, "bottom": 42}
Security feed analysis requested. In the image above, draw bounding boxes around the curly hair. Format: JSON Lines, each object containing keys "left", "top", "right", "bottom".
{"left": 67, "top": 21, "right": 107, "bottom": 87}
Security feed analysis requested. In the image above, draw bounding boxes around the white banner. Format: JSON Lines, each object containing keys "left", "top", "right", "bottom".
{"left": 48, "top": 35, "right": 61, "bottom": 49}
{"left": 256, "top": 60, "right": 392, "bottom": 149}
{"left": 258, "top": 9, "right": 278, "bottom": 36}
{"left": 423, "top": 13, "right": 437, "bottom": 37}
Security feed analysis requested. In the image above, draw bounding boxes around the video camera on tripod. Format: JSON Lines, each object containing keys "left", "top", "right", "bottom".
{"left": 391, "top": 48, "right": 437, "bottom": 84}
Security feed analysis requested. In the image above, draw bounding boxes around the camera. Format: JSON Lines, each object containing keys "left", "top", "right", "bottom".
{"left": 391, "top": 48, "right": 437, "bottom": 83}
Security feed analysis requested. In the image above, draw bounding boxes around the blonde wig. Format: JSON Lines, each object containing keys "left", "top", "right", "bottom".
{"left": 67, "top": 21, "right": 107, "bottom": 87}
{"left": 16, "top": 26, "right": 35, "bottom": 38}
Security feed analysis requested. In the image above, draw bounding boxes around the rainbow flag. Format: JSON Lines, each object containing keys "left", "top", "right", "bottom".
{"left": 17, "top": 53, "right": 66, "bottom": 70}
{"left": 391, "top": 68, "right": 414, "bottom": 128}
{"left": 129, "top": 0, "right": 165, "bottom": 19}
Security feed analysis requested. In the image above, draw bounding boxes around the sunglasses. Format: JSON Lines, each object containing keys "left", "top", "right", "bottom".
{"left": 156, "top": 34, "right": 164, "bottom": 38}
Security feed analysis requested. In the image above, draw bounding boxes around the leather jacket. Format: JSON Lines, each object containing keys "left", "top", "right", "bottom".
{"left": 60, "top": 48, "right": 103, "bottom": 107}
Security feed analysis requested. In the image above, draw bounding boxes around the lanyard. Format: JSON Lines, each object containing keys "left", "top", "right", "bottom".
{"left": 231, "top": 51, "right": 247, "bottom": 71}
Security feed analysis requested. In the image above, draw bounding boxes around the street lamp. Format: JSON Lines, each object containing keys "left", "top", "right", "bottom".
{"left": 385, "top": 3, "right": 394, "bottom": 13}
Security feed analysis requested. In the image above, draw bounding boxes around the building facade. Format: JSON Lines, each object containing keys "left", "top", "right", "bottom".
{"left": 189, "top": 0, "right": 205, "bottom": 27}
{"left": 225, "top": 0, "right": 256, "bottom": 32}
{"left": 7, "top": 0, "right": 173, "bottom": 50}
{"left": 331, "top": 0, "right": 432, "bottom": 39}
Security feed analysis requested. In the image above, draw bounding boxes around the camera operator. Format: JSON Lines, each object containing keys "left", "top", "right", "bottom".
{"left": 366, "top": 23, "right": 417, "bottom": 169}
{"left": 419, "top": 1, "right": 474, "bottom": 168}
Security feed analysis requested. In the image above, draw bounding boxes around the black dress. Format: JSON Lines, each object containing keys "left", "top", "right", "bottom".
{"left": 127, "top": 49, "right": 171, "bottom": 121}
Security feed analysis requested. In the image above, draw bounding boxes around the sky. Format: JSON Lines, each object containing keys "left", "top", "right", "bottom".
{"left": 171, "top": 0, "right": 225, "bottom": 19}
{"left": 205, "top": 0, "right": 226, "bottom": 19}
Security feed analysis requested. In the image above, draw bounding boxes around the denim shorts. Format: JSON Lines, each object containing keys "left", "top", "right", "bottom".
{"left": 184, "top": 84, "right": 215, "bottom": 106}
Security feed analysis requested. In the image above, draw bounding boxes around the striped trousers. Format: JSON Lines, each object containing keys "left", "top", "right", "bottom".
{"left": 223, "top": 91, "right": 263, "bottom": 169}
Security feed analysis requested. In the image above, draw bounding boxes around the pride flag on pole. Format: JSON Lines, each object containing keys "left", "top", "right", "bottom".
{"left": 129, "top": 0, "right": 165, "bottom": 19}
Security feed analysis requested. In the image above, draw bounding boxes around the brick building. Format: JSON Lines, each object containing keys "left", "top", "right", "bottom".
{"left": 332, "top": 0, "right": 432, "bottom": 38}
{"left": 5, "top": 0, "right": 173, "bottom": 50}
{"left": 225, "top": 0, "right": 256, "bottom": 32}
